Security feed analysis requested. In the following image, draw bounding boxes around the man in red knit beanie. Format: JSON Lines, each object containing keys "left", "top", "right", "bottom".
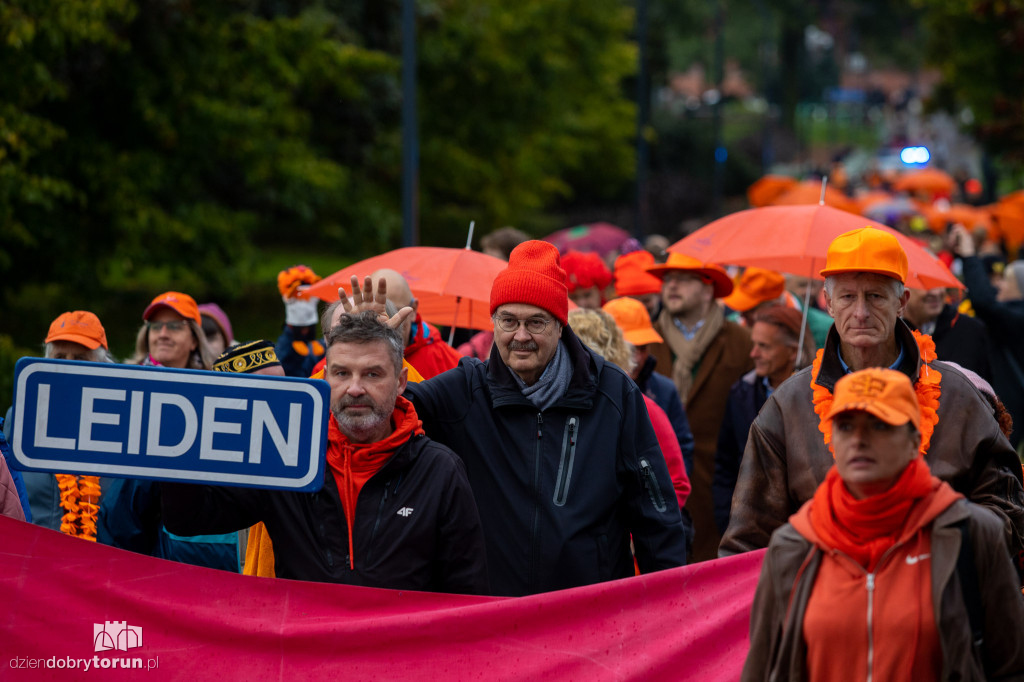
{"left": 369, "top": 239, "right": 688, "bottom": 596}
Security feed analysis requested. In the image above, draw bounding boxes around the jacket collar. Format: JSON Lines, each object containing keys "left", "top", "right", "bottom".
{"left": 815, "top": 319, "right": 921, "bottom": 392}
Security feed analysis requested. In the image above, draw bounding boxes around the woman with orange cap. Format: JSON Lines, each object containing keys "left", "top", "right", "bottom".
{"left": 743, "top": 368, "right": 1024, "bottom": 680}
{"left": 128, "top": 291, "right": 216, "bottom": 370}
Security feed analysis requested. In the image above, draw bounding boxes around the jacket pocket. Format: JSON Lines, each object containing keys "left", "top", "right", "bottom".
{"left": 640, "top": 458, "right": 668, "bottom": 513}
{"left": 552, "top": 416, "right": 579, "bottom": 506}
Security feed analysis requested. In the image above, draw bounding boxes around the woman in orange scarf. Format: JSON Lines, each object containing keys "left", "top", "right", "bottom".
{"left": 743, "top": 368, "right": 1024, "bottom": 681}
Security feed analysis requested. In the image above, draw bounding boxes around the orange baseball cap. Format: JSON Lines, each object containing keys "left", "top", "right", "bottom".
{"left": 602, "top": 297, "right": 663, "bottom": 346}
{"left": 825, "top": 368, "right": 921, "bottom": 430}
{"left": 45, "top": 311, "right": 108, "bottom": 350}
{"left": 143, "top": 291, "right": 201, "bottom": 324}
{"left": 722, "top": 267, "right": 786, "bottom": 312}
{"left": 819, "top": 227, "right": 909, "bottom": 283}
{"left": 613, "top": 251, "right": 663, "bottom": 296}
{"left": 645, "top": 252, "right": 734, "bottom": 298}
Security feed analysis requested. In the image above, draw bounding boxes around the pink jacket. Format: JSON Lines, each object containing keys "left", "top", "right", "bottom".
{"left": 1, "top": 455, "right": 26, "bottom": 522}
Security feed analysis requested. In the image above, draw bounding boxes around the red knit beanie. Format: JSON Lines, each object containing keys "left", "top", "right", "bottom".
{"left": 490, "top": 240, "right": 569, "bottom": 324}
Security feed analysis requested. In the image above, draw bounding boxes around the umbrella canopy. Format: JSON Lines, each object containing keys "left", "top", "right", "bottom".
{"left": 768, "top": 180, "right": 859, "bottom": 214}
{"left": 667, "top": 204, "right": 963, "bottom": 291}
{"left": 543, "top": 222, "right": 632, "bottom": 258}
{"left": 861, "top": 197, "right": 924, "bottom": 227}
{"left": 301, "top": 247, "right": 509, "bottom": 330}
{"left": 924, "top": 203, "right": 992, "bottom": 233}
{"left": 892, "top": 168, "right": 956, "bottom": 196}
{"left": 989, "top": 199, "right": 1024, "bottom": 255}
{"left": 746, "top": 175, "right": 797, "bottom": 207}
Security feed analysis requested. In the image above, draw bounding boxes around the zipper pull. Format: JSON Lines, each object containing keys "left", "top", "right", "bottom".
{"left": 568, "top": 417, "right": 576, "bottom": 446}
{"left": 866, "top": 573, "right": 875, "bottom": 592}
{"left": 537, "top": 413, "right": 543, "bottom": 439}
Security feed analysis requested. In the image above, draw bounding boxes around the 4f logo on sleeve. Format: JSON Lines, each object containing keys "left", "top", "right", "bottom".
{"left": 396, "top": 507, "right": 414, "bottom": 517}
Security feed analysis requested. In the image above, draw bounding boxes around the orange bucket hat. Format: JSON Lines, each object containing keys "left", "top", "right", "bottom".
{"left": 819, "top": 227, "right": 909, "bottom": 283}
{"left": 645, "top": 252, "right": 734, "bottom": 298}
{"left": 45, "top": 311, "right": 108, "bottom": 350}
{"left": 722, "top": 267, "right": 786, "bottom": 312}
{"left": 602, "top": 297, "right": 663, "bottom": 346}
{"left": 143, "top": 291, "right": 201, "bottom": 325}
{"left": 825, "top": 368, "right": 921, "bottom": 430}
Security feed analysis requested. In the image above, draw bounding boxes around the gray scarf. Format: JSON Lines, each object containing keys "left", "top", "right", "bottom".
{"left": 511, "top": 340, "right": 573, "bottom": 412}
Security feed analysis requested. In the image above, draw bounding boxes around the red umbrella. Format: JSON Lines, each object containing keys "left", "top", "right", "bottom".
{"left": 543, "top": 223, "right": 633, "bottom": 258}
{"left": 668, "top": 204, "right": 963, "bottom": 291}
{"left": 301, "top": 247, "right": 509, "bottom": 330}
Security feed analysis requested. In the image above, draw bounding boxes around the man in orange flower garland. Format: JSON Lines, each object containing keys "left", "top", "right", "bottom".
{"left": 721, "top": 228, "right": 1024, "bottom": 576}
{"left": 18, "top": 311, "right": 116, "bottom": 540}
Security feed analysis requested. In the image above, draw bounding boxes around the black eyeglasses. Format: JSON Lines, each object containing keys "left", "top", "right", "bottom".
{"left": 493, "top": 314, "right": 555, "bottom": 334}
{"left": 147, "top": 320, "right": 188, "bottom": 333}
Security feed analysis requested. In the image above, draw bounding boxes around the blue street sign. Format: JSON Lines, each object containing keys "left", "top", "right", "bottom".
{"left": 9, "top": 358, "right": 329, "bottom": 492}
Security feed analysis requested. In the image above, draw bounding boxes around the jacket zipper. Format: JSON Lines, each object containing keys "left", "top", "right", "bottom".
{"left": 865, "top": 572, "right": 875, "bottom": 682}
{"left": 364, "top": 481, "right": 390, "bottom": 568}
{"left": 639, "top": 458, "right": 667, "bottom": 512}
{"left": 553, "top": 416, "right": 578, "bottom": 506}
{"left": 529, "top": 413, "right": 544, "bottom": 593}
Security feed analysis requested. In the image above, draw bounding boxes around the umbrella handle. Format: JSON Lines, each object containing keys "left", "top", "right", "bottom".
{"left": 448, "top": 296, "right": 462, "bottom": 346}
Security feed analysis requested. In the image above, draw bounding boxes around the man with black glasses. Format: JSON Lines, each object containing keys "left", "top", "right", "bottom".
{"left": 352, "top": 240, "right": 686, "bottom": 596}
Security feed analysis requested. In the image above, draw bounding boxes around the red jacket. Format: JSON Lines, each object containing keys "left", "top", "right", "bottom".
{"left": 406, "top": 316, "right": 462, "bottom": 379}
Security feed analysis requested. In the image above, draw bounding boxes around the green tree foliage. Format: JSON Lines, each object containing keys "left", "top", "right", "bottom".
{"left": 914, "top": 0, "right": 1024, "bottom": 168}
{"left": 1, "top": 0, "right": 640, "bottom": 343}
{"left": 417, "top": 0, "right": 638, "bottom": 243}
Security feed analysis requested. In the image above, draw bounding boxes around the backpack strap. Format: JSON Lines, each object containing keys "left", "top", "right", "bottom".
{"left": 955, "top": 519, "right": 985, "bottom": 657}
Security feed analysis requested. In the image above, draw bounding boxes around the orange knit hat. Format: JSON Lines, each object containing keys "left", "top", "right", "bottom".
{"left": 613, "top": 251, "right": 663, "bottom": 296}
{"left": 490, "top": 240, "right": 569, "bottom": 324}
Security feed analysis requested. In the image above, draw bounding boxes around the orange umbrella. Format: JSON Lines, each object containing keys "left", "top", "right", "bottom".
{"left": 892, "top": 168, "right": 956, "bottom": 196}
{"left": 301, "top": 247, "right": 509, "bottom": 330}
{"left": 990, "top": 200, "right": 1024, "bottom": 255}
{"left": 769, "top": 180, "right": 859, "bottom": 214}
{"left": 746, "top": 175, "right": 797, "bottom": 207}
{"left": 924, "top": 203, "right": 991, "bottom": 234}
{"left": 668, "top": 204, "right": 963, "bottom": 291}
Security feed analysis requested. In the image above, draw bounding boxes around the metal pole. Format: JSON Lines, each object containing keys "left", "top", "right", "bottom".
{"left": 711, "top": 0, "right": 725, "bottom": 218}
{"left": 633, "top": 0, "right": 650, "bottom": 241}
{"left": 401, "top": 0, "right": 419, "bottom": 247}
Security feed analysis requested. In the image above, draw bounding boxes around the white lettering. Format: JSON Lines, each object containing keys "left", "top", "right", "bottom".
{"left": 200, "top": 397, "right": 246, "bottom": 462}
{"left": 249, "top": 401, "right": 301, "bottom": 467}
{"left": 146, "top": 393, "right": 197, "bottom": 457}
{"left": 34, "top": 384, "right": 75, "bottom": 450}
{"left": 127, "top": 390, "right": 144, "bottom": 455}
{"left": 79, "top": 388, "right": 125, "bottom": 453}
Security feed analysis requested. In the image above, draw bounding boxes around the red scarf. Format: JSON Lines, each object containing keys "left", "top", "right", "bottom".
{"left": 326, "top": 395, "right": 425, "bottom": 569}
{"left": 809, "top": 457, "right": 939, "bottom": 571}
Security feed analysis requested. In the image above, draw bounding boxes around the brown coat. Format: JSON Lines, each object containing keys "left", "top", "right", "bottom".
{"left": 720, "top": 321, "right": 1024, "bottom": 561}
{"left": 743, "top": 499, "right": 1024, "bottom": 681}
{"left": 651, "top": 313, "right": 752, "bottom": 562}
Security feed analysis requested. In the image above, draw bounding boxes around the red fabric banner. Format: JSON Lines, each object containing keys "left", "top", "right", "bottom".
{"left": 1, "top": 516, "right": 764, "bottom": 680}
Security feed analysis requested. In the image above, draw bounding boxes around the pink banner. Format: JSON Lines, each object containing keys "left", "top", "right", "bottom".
{"left": 1, "top": 515, "right": 764, "bottom": 680}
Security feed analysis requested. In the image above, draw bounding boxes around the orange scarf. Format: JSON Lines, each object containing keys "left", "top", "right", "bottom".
{"left": 811, "top": 330, "right": 941, "bottom": 457}
{"left": 325, "top": 395, "right": 424, "bottom": 569}
{"left": 809, "top": 458, "right": 935, "bottom": 571}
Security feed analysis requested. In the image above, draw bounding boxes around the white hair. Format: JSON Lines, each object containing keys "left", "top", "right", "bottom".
{"left": 823, "top": 273, "right": 905, "bottom": 299}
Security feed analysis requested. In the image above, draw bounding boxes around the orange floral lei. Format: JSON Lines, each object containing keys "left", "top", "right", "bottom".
{"left": 55, "top": 474, "right": 101, "bottom": 541}
{"left": 811, "top": 330, "right": 941, "bottom": 457}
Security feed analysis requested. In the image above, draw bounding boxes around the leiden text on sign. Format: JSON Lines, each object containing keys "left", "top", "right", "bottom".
{"left": 9, "top": 358, "right": 328, "bottom": 491}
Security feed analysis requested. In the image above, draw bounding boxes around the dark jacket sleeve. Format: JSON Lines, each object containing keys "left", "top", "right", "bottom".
{"left": 621, "top": 382, "right": 688, "bottom": 571}
{"left": 658, "top": 377, "right": 695, "bottom": 477}
{"left": 719, "top": 396, "right": 791, "bottom": 556}
{"left": 741, "top": 543, "right": 785, "bottom": 682}
{"left": 161, "top": 481, "right": 263, "bottom": 537}
{"left": 713, "top": 391, "right": 743, "bottom": 536}
{"left": 432, "top": 449, "right": 489, "bottom": 595}
{"left": 97, "top": 478, "right": 162, "bottom": 552}
{"left": 967, "top": 505, "right": 1024, "bottom": 677}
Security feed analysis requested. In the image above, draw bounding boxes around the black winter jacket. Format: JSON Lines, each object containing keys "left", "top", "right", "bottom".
{"left": 404, "top": 326, "right": 687, "bottom": 597}
{"left": 162, "top": 434, "right": 487, "bottom": 594}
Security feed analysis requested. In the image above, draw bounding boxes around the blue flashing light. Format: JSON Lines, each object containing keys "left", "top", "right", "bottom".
{"left": 900, "top": 146, "right": 930, "bottom": 165}
{"left": 715, "top": 147, "right": 728, "bottom": 163}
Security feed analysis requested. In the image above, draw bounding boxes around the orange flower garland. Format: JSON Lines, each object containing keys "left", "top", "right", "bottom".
{"left": 811, "top": 330, "right": 941, "bottom": 457}
{"left": 55, "top": 474, "right": 101, "bottom": 541}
